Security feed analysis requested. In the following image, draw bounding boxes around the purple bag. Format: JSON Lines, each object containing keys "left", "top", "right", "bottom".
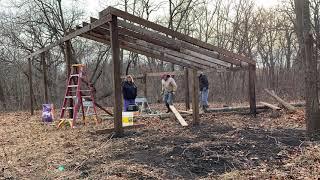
{"left": 42, "top": 104, "right": 54, "bottom": 122}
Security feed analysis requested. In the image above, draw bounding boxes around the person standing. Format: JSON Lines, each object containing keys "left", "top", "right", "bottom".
{"left": 122, "top": 75, "right": 137, "bottom": 111}
{"left": 161, "top": 74, "right": 177, "bottom": 113}
{"left": 199, "top": 72, "right": 209, "bottom": 111}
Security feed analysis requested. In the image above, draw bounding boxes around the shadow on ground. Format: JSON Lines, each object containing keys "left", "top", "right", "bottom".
{"left": 81, "top": 117, "right": 308, "bottom": 179}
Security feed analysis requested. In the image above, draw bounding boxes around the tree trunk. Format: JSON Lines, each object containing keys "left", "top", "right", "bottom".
{"left": 295, "top": 0, "right": 320, "bottom": 133}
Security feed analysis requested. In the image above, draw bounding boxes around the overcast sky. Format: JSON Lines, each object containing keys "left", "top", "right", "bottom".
{"left": 0, "top": 0, "right": 279, "bottom": 19}
{"left": 81, "top": 0, "right": 279, "bottom": 17}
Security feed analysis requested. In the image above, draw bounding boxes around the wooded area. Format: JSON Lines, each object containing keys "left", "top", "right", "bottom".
{"left": 1, "top": 0, "right": 320, "bottom": 179}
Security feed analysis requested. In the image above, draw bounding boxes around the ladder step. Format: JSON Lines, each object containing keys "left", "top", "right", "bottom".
{"left": 68, "top": 85, "right": 78, "bottom": 88}
{"left": 65, "top": 96, "right": 76, "bottom": 98}
{"left": 62, "top": 107, "right": 74, "bottom": 110}
{"left": 82, "top": 96, "right": 92, "bottom": 98}
{"left": 70, "top": 90, "right": 91, "bottom": 93}
{"left": 71, "top": 74, "right": 80, "bottom": 77}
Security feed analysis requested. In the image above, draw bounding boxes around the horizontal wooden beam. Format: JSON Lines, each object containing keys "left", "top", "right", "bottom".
{"left": 26, "top": 16, "right": 112, "bottom": 59}
{"left": 89, "top": 17, "right": 245, "bottom": 69}
{"left": 116, "top": 19, "right": 242, "bottom": 66}
{"left": 78, "top": 30, "right": 204, "bottom": 69}
{"left": 77, "top": 25, "right": 212, "bottom": 69}
{"left": 99, "top": 7, "right": 255, "bottom": 65}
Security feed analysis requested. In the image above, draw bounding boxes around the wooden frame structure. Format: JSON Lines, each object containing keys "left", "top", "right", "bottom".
{"left": 26, "top": 6, "right": 256, "bottom": 136}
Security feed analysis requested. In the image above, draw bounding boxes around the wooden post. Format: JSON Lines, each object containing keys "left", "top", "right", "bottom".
{"left": 192, "top": 69, "right": 199, "bottom": 125}
{"left": 184, "top": 68, "right": 190, "bottom": 110}
{"left": 41, "top": 52, "right": 49, "bottom": 103}
{"left": 110, "top": 15, "right": 123, "bottom": 136}
{"left": 143, "top": 73, "right": 147, "bottom": 97}
{"left": 65, "top": 40, "right": 72, "bottom": 76}
{"left": 248, "top": 65, "right": 256, "bottom": 115}
{"left": 28, "top": 58, "right": 34, "bottom": 115}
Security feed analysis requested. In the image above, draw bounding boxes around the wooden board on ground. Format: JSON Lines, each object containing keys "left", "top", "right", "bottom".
{"left": 260, "top": 102, "right": 281, "bottom": 110}
{"left": 264, "top": 89, "right": 296, "bottom": 112}
{"left": 169, "top": 105, "right": 188, "bottom": 127}
{"left": 89, "top": 124, "right": 145, "bottom": 135}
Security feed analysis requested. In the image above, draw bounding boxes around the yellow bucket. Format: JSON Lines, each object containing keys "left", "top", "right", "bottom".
{"left": 122, "top": 112, "right": 134, "bottom": 127}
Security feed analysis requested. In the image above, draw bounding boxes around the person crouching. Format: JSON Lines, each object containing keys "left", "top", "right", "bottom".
{"left": 122, "top": 75, "right": 137, "bottom": 111}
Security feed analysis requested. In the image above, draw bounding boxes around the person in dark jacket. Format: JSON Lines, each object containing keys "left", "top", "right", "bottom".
{"left": 122, "top": 75, "right": 137, "bottom": 111}
{"left": 199, "top": 72, "right": 209, "bottom": 111}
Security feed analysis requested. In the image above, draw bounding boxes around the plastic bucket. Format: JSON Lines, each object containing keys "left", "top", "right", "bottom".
{"left": 122, "top": 112, "right": 133, "bottom": 127}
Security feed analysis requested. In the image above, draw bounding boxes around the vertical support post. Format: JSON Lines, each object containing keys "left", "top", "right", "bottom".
{"left": 192, "top": 69, "right": 199, "bottom": 125}
{"left": 110, "top": 15, "right": 123, "bottom": 136}
{"left": 41, "top": 52, "right": 49, "bottom": 103}
{"left": 184, "top": 68, "right": 190, "bottom": 110}
{"left": 248, "top": 64, "right": 257, "bottom": 115}
{"left": 143, "top": 73, "right": 147, "bottom": 97}
{"left": 65, "top": 40, "right": 72, "bottom": 76}
{"left": 28, "top": 58, "right": 34, "bottom": 115}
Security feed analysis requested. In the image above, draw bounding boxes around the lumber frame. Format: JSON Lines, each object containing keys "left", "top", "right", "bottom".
{"left": 99, "top": 7, "right": 255, "bottom": 65}
{"left": 109, "top": 15, "right": 123, "bottom": 136}
{"left": 77, "top": 29, "right": 205, "bottom": 69}
{"left": 28, "top": 58, "right": 34, "bottom": 115}
{"left": 24, "top": 6, "right": 257, "bottom": 128}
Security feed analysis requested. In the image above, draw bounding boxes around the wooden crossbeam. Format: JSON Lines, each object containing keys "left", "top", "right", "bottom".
{"left": 169, "top": 105, "right": 188, "bottom": 127}
{"left": 99, "top": 7, "right": 255, "bottom": 65}
{"left": 78, "top": 30, "right": 205, "bottom": 69}
{"left": 76, "top": 25, "right": 209, "bottom": 69}
{"left": 115, "top": 19, "right": 242, "bottom": 66}
{"left": 88, "top": 18, "right": 230, "bottom": 68}
{"left": 26, "top": 16, "right": 111, "bottom": 59}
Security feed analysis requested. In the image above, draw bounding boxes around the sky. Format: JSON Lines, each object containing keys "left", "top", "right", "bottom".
{"left": 81, "top": 0, "right": 279, "bottom": 17}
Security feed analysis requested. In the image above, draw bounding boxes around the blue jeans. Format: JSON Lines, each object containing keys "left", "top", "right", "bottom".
{"left": 163, "top": 92, "right": 174, "bottom": 105}
{"left": 123, "top": 99, "right": 135, "bottom": 111}
{"left": 200, "top": 87, "right": 209, "bottom": 107}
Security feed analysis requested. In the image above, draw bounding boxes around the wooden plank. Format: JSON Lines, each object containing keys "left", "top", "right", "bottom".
{"left": 110, "top": 15, "right": 123, "bottom": 137}
{"left": 99, "top": 7, "right": 255, "bottom": 65}
{"left": 79, "top": 30, "right": 204, "bottom": 69}
{"left": 184, "top": 68, "right": 190, "bottom": 110}
{"left": 25, "top": 15, "right": 112, "bottom": 59}
{"left": 169, "top": 105, "right": 188, "bottom": 127}
{"left": 192, "top": 69, "right": 200, "bottom": 125}
{"left": 264, "top": 89, "right": 296, "bottom": 112}
{"left": 85, "top": 19, "right": 236, "bottom": 69}
{"left": 28, "top": 58, "right": 34, "bottom": 115}
{"left": 134, "top": 39, "right": 221, "bottom": 68}
{"left": 248, "top": 65, "right": 256, "bottom": 115}
{"left": 260, "top": 102, "right": 281, "bottom": 110}
{"left": 90, "top": 18, "right": 180, "bottom": 51}
{"left": 90, "top": 124, "right": 145, "bottom": 135}
{"left": 181, "top": 48, "right": 231, "bottom": 67}
{"left": 116, "top": 19, "right": 242, "bottom": 66}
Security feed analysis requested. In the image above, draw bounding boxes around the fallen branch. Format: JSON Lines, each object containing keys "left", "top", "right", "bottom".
{"left": 260, "top": 101, "right": 281, "bottom": 110}
{"left": 265, "top": 89, "right": 296, "bottom": 112}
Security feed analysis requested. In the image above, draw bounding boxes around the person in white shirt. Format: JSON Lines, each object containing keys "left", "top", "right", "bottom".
{"left": 161, "top": 74, "right": 177, "bottom": 113}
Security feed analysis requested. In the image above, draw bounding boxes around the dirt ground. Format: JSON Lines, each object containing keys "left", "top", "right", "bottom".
{"left": 0, "top": 104, "right": 320, "bottom": 179}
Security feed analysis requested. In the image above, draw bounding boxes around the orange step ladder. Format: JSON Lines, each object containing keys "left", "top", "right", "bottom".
{"left": 58, "top": 64, "right": 98, "bottom": 128}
